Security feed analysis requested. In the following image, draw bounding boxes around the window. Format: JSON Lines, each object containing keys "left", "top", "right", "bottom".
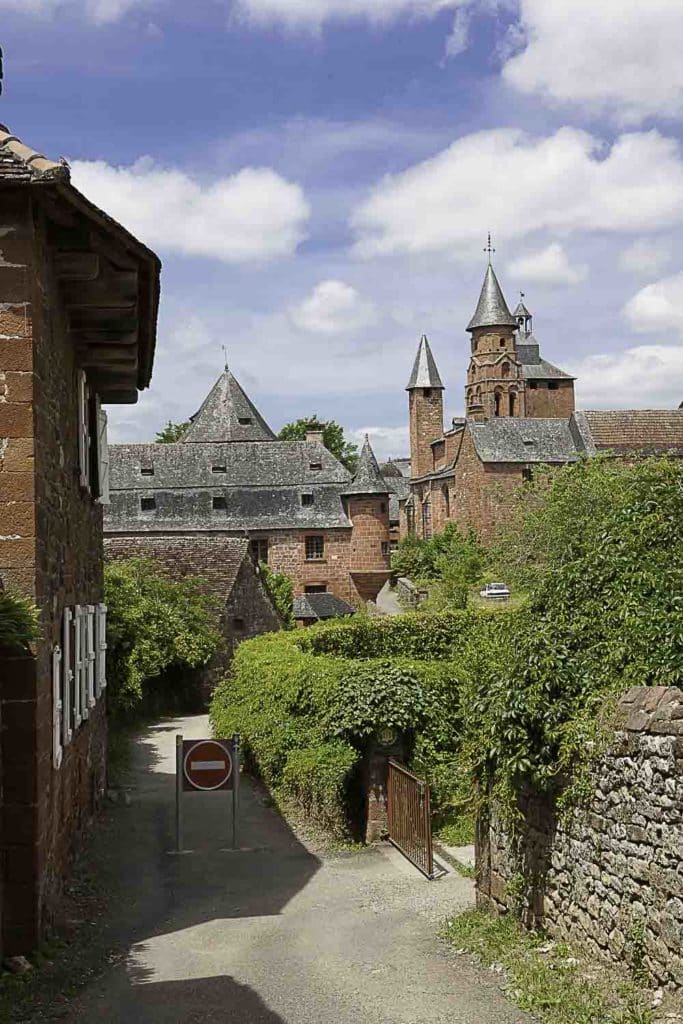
{"left": 77, "top": 370, "right": 90, "bottom": 491}
{"left": 499, "top": 338, "right": 506, "bottom": 347}
{"left": 406, "top": 504, "right": 416, "bottom": 537}
{"left": 305, "top": 536, "right": 325, "bottom": 560}
{"left": 422, "top": 500, "right": 432, "bottom": 541}
{"left": 529, "top": 381, "right": 538, "bottom": 390}
{"left": 548, "top": 382, "right": 559, "bottom": 391}
{"left": 140, "top": 496, "right": 156, "bottom": 511}
{"left": 381, "top": 502, "right": 387, "bottom": 514}
{"left": 509, "top": 392, "right": 517, "bottom": 417}
{"left": 233, "top": 617, "right": 245, "bottom": 632}
{"left": 301, "top": 493, "right": 314, "bottom": 507}
{"left": 423, "top": 388, "right": 431, "bottom": 398}
{"left": 494, "top": 390, "right": 502, "bottom": 417}
{"left": 309, "top": 462, "right": 323, "bottom": 472}
{"left": 238, "top": 417, "right": 253, "bottom": 425}
{"left": 501, "top": 362, "right": 510, "bottom": 378}
{"left": 522, "top": 467, "right": 533, "bottom": 483}
{"left": 212, "top": 496, "right": 227, "bottom": 510}
{"left": 305, "top": 585, "right": 327, "bottom": 594}
{"left": 212, "top": 465, "right": 227, "bottom": 474}
{"left": 95, "top": 403, "right": 109, "bottom": 505}
{"left": 250, "top": 538, "right": 269, "bottom": 565}
{"left": 381, "top": 541, "right": 389, "bottom": 557}
{"left": 442, "top": 483, "right": 450, "bottom": 518}
{"left": 140, "top": 466, "right": 154, "bottom": 477}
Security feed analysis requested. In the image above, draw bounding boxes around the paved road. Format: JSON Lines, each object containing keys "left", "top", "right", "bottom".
{"left": 66, "top": 715, "right": 529, "bottom": 1024}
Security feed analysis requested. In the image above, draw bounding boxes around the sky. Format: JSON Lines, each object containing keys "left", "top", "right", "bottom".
{"left": 2, "top": 0, "right": 683, "bottom": 459}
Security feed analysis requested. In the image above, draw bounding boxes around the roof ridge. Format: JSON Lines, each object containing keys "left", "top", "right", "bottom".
{"left": 0, "top": 125, "right": 69, "bottom": 182}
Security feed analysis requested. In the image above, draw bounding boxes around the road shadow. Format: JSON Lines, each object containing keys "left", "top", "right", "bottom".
{"left": 119, "top": 971, "right": 288, "bottom": 1023}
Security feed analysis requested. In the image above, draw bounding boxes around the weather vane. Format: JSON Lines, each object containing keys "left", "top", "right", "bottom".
{"left": 222, "top": 344, "right": 228, "bottom": 371}
{"left": 484, "top": 232, "right": 495, "bottom": 263}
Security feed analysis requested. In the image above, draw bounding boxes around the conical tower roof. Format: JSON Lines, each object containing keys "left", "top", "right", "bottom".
{"left": 513, "top": 299, "right": 532, "bottom": 318}
{"left": 183, "top": 369, "right": 276, "bottom": 443}
{"left": 467, "top": 264, "right": 518, "bottom": 331}
{"left": 406, "top": 334, "right": 444, "bottom": 390}
{"left": 343, "top": 436, "right": 389, "bottom": 496}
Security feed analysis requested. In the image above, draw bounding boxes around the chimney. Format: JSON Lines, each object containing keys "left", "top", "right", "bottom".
{"left": 306, "top": 429, "right": 325, "bottom": 444}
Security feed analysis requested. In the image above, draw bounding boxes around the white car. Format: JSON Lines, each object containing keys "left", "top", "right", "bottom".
{"left": 479, "top": 582, "right": 511, "bottom": 600}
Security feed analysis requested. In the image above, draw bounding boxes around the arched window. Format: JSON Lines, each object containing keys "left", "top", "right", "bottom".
{"left": 494, "top": 388, "right": 502, "bottom": 417}
{"left": 501, "top": 362, "right": 510, "bottom": 378}
{"left": 509, "top": 391, "right": 517, "bottom": 417}
{"left": 442, "top": 484, "right": 450, "bottom": 518}
{"left": 499, "top": 338, "right": 506, "bottom": 347}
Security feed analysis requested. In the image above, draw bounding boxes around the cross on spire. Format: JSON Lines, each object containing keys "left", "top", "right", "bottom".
{"left": 221, "top": 344, "right": 229, "bottom": 371}
{"left": 484, "top": 232, "right": 495, "bottom": 263}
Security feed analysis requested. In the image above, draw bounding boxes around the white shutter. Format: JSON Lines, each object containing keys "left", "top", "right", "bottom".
{"left": 86, "top": 605, "right": 96, "bottom": 709}
{"left": 97, "top": 404, "right": 110, "bottom": 505}
{"left": 96, "top": 602, "right": 107, "bottom": 695}
{"left": 80, "top": 609, "right": 89, "bottom": 721}
{"left": 78, "top": 370, "right": 90, "bottom": 491}
{"left": 52, "top": 645, "right": 63, "bottom": 770}
{"left": 62, "top": 608, "right": 73, "bottom": 747}
{"left": 73, "top": 605, "right": 83, "bottom": 728}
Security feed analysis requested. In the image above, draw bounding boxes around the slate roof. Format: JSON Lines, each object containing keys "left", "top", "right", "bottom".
{"left": 381, "top": 458, "right": 411, "bottom": 479}
{"left": 184, "top": 370, "right": 277, "bottom": 443}
{"left": 106, "top": 535, "right": 250, "bottom": 598}
{"left": 293, "top": 593, "right": 356, "bottom": 621}
{"left": 513, "top": 300, "right": 532, "bottom": 319}
{"left": 383, "top": 473, "right": 411, "bottom": 523}
{"left": 582, "top": 410, "right": 683, "bottom": 456}
{"left": 406, "top": 335, "right": 444, "bottom": 390}
{"left": 343, "top": 437, "right": 389, "bottom": 496}
{"left": 517, "top": 339, "right": 575, "bottom": 381}
{"left": 467, "top": 264, "right": 518, "bottom": 331}
{"left": 468, "top": 417, "right": 588, "bottom": 464}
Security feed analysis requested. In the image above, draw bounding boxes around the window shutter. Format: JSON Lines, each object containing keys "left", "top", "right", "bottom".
{"left": 78, "top": 370, "right": 90, "bottom": 491}
{"left": 80, "top": 609, "right": 89, "bottom": 721}
{"left": 52, "top": 645, "right": 63, "bottom": 770}
{"left": 86, "top": 605, "right": 96, "bottom": 709}
{"left": 96, "top": 602, "right": 108, "bottom": 695}
{"left": 62, "top": 608, "right": 73, "bottom": 746}
{"left": 73, "top": 605, "right": 83, "bottom": 728}
{"left": 97, "top": 404, "right": 110, "bottom": 505}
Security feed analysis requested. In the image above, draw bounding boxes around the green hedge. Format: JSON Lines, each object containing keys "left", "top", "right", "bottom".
{"left": 293, "top": 609, "right": 477, "bottom": 660}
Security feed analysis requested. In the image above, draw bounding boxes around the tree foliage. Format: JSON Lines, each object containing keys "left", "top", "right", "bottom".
{"left": 155, "top": 420, "right": 190, "bottom": 443}
{"left": 0, "top": 589, "right": 39, "bottom": 652}
{"left": 105, "top": 558, "right": 220, "bottom": 716}
{"left": 278, "top": 416, "right": 359, "bottom": 472}
{"left": 392, "top": 523, "right": 485, "bottom": 609}
{"left": 259, "top": 563, "right": 294, "bottom": 628}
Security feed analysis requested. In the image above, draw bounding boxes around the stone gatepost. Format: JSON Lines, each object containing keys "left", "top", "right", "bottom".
{"left": 364, "top": 728, "right": 405, "bottom": 843}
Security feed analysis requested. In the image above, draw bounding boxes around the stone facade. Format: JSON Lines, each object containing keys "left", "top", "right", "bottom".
{"left": 477, "top": 687, "right": 683, "bottom": 989}
{"left": 409, "top": 388, "right": 444, "bottom": 479}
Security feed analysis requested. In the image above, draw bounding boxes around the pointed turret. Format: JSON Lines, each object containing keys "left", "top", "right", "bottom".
{"left": 343, "top": 436, "right": 389, "bottom": 496}
{"left": 513, "top": 297, "right": 533, "bottom": 337}
{"left": 406, "top": 335, "right": 444, "bottom": 390}
{"left": 183, "top": 369, "right": 276, "bottom": 444}
{"left": 467, "top": 264, "right": 518, "bottom": 332}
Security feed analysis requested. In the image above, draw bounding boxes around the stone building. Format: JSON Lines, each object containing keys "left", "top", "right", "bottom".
{"left": 403, "top": 261, "right": 683, "bottom": 542}
{"left": 0, "top": 125, "right": 160, "bottom": 954}
{"left": 104, "top": 369, "right": 391, "bottom": 607}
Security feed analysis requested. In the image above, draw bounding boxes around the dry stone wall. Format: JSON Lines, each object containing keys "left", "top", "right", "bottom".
{"left": 477, "top": 686, "right": 683, "bottom": 989}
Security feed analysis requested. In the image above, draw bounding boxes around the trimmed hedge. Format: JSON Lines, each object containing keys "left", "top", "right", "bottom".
{"left": 293, "top": 609, "right": 477, "bottom": 660}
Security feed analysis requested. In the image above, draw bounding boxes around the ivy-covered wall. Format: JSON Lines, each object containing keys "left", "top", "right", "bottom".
{"left": 477, "top": 686, "right": 683, "bottom": 990}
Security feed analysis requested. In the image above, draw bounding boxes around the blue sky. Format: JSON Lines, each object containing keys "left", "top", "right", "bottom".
{"left": 3, "top": 0, "right": 683, "bottom": 458}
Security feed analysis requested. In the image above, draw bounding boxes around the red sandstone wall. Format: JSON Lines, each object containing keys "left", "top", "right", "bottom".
{"left": 409, "top": 389, "right": 443, "bottom": 479}
{"left": 525, "top": 381, "right": 575, "bottom": 418}
{"left": 266, "top": 528, "right": 358, "bottom": 603}
{"left": 450, "top": 430, "right": 525, "bottom": 542}
{"left": 346, "top": 496, "right": 391, "bottom": 602}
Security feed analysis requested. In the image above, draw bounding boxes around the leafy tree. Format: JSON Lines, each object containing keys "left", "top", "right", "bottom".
{"left": 259, "top": 563, "right": 294, "bottom": 629}
{"left": 105, "top": 558, "right": 220, "bottom": 716}
{"left": 392, "top": 523, "right": 485, "bottom": 608}
{"left": 278, "top": 416, "right": 359, "bottom": 472}
{"left": 155, "top": 420, "right": 190, "bottom": 443}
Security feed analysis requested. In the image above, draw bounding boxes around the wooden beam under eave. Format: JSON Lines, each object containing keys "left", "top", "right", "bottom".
{"left": 55, "top": 251, "right": 100, "bottom": 282}
{"left": 74, "top": 330, "right": 139, "bottom": 347}
{"left": 99, "top": 389, "right": 139, "bottom": 404}
{"left": 63, "top": 270, "right": 138, "bottom": 308}
{"left": 69, "top": 308, "right": 139, "bottom": 332}
{"left": 79, "top": 346, "right": 139, "bottom": 367}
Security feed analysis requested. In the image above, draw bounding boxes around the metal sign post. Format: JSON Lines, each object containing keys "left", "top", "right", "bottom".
{"left": 174, "top": 735, "right": 239, "bottom": 851}
{"left": 176, "top": 734, "right": 184, "bottom": 853}
{"left": 232, "top": 733, "right": 240, "bottom": 850}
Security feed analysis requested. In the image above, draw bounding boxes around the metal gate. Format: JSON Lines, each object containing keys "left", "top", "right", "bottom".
{"left": 387, "top": 759, "right": 434, "bottom": 879}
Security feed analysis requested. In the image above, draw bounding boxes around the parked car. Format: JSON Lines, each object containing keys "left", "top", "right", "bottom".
{"left": 479, "top": 582, "right": 511, "bottom": 600}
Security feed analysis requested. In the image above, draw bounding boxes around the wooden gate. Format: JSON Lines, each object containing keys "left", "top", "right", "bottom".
{"left": 387, "top": 759, "right": 434, "bottom": 879}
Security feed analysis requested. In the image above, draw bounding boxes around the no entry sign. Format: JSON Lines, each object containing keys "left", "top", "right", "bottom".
{"left": 182, "top": 739, "right": 234, "bottom": 792}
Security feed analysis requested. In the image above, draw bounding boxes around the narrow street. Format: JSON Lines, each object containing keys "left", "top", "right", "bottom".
{"left": 62, "top": 715, "right": 528, "bottom": 1024}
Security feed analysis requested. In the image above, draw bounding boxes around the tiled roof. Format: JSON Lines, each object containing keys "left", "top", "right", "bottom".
{"left": 467, "top": 264, "right": 518, "bottom": 331}
{"left": 406, "top": 335, "right": 444, "bottom": 390}
{"left": 293, "top": 593, "right": 355, "bottom": 621}
{"left": 468, "top": 417, "right": 587, "bottom": 464}
{"left": 105, "top": 535, "right": 249, "bottom": 599}
{"left": 0, "top": 125, "right": 68, "bottom": 183}
{"left": 343, "top": 437, "right": 389, "bottom": 496}
{"left": 583, "top": 410, "right": 683, "bottom": 455}
{"left": 184, "top": 370, "right": 277, "bottom": 443}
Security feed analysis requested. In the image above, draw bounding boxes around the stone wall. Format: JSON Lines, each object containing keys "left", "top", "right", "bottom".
{"left": 346, "top": 496, "right": 391, "bottom": 602}
{"left": 477, "top": 686, "right": 683, "bottom": 989}
{"left": 266, "top": 528, "right": 358, "bottom": 603}
{"left": 449, "top": 429, "right": 526, "bottom": 542}
{"left": 525, "top": 380, "right": 575, "bottom": 418}
{"left": 409, "top": 388, "right": 444, "bottom": 479}
{"left": 0, "top": 192, "right": 107, "bottom": 954}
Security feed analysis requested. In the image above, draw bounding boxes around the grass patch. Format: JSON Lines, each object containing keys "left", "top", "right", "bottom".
{"left": 444, "top": 910, "right": 660, "bottom": 1024}
{"left": 434, "top": 811, "right": 475, "bottom": 847}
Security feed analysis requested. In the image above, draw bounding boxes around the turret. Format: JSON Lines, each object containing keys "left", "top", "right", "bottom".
{"left": 406, "top": 335, "right": 444, "bottom": 478}
{"left": 513, "top": 296, "right": 533, "bottom": 337}
{"left": 343, "top": 436, "right": 391, "bottom": 603}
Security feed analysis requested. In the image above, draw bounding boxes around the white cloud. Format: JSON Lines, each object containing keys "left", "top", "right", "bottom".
{"left": 506, "top": 243, "right": 586, "bottom": 286}
{"left": 573, "top": 345, "right": 683, "bottom": 409}
{"left": 289, "top": 280, "right": 377, "bottom": 334}
{"left": 71, "top": 157, "right": 310, "bottom": 262}
{"left": 232, "top": 0, "right": 460, "bottom": 29}
{"left": 502, "top": 0, "right": 683, "bottom": 125}
{"left": 0, "top": 0, "right": 153, "bottom": 24}
{"left": 352, "top": 128, "right": 683, "bottom": 259}
{"left": 618, "top": 238, "right": 673, "bottom": 278}
{"left": 350, "top": 426, "right": 409, "bottom": 461}
{"left": 623, "top": 272, "right": 683, "bottom": 337}
{"left": 445, "top": 7, "right": 470, "bottom": 56}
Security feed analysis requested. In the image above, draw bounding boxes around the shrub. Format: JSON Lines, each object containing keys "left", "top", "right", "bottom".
{"left": 259, "top": 563, "right": 294, "bottom": 628}
{"left": 294, "top": 609, "right": 477, "bottom": 660}
{"left": 391, "top": 523, "right": 484, "bottom": 599}
{"left": 0, "top": 590, "right": 39, "bottom": 652}
{"left": 282, "top": 741, "right": 360, "bottom": 837}
{"left": 105, "top": 558, "right": 221, "bottom": 717}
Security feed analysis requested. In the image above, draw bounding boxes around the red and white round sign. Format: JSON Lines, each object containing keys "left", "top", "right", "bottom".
{"left": 183, "top": 739, "right": 233, "bottom": 792}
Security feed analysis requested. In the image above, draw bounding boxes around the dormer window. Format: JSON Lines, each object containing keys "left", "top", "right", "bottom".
{"left": 238, "top": 417, "right": 253, "bottom": 425}
{"left": 212, "top": 465, "right": 227, "bottom": 474}
{"left": 140, "top": 496, "right": 156, "bottom": 511}
{"left": 523, "top": 439, "right": 535, "bottom": 447}
{"left": 309, "top": 462, "right": 323, "bottom": 472}
{"left": 213, "top": 496, "right": 227, "bottom": 511}
{"left": 140, "top": 466, "right": 154, "bottom": 477}
{"left": 301, "top": 493, "right": 314, "bottom": 507}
